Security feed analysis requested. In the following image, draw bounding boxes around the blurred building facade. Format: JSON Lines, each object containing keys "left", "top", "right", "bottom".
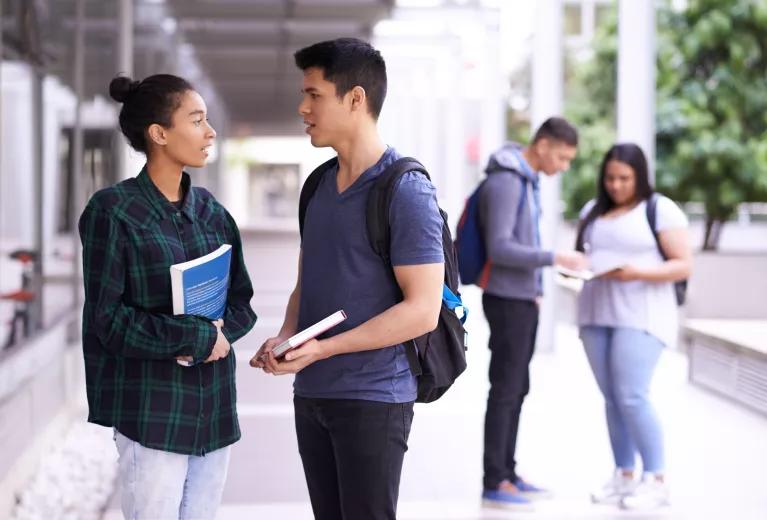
{"left": 1, "top": 1, "right": 765, "bottom": 519}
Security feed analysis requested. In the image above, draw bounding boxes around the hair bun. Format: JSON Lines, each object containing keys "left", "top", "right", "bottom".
{"left": 109, "top": 76, "right": 140, "bottom": 103}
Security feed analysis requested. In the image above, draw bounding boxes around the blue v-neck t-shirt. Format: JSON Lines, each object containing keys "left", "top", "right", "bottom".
{"left": 294, "top": 147, "right": 444, "bottom": 403}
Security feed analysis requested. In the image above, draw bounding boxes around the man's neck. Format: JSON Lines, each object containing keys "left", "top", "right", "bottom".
{"left": 521, "top": 147, "right": 540, "bottom": 173}
{"left": 146, "top": 154, "right": 184, "bottom": 202}
{"left": 334, "top": 124, "right": 387, "bottom": 188}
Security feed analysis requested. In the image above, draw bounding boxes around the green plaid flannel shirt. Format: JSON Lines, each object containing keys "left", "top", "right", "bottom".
{"left": 79, "top": 167, "right": 257, "bottom": 455}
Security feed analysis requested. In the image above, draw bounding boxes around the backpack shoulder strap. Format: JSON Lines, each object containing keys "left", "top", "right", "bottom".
{"left": 299, "top": 157, "right": 338, "bottom": 239}
{"left": 575, "top": 210, "right": 592, "bottom": 253}
{"left": 646, "top": 192, "right": 667, "bottom": 259}
{"left": 574, "top": 201, "right": 600, "bottom": 253}
{"left": 367, "top": 157, "right": 430, "bottom": 378}
{"left": 574, "top": 221, "right": 587, "bottom": 253}
{"left": 366, "top": 157, "right": 430, "bottom": 264}
{"left": 517, "top": 174, "right": 528, "bottom": 219}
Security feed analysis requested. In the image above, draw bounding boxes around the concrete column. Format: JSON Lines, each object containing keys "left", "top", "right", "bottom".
{"left": 70, "top": 0, "right": 85, "bottom": 336}
{"left": 117, "top": 0, "right": 134, "bottom": 180}
{"left": 531, "top": 0, "right": 563, "bottom": 353}
{"left": 478, "top": 12, "right": 505, "bottom": 219}
{"left": 617, "top": 0, "right": 656, "bottom": 182}
{"left": 443, "top": 60, "right": 464, "bottom": 225}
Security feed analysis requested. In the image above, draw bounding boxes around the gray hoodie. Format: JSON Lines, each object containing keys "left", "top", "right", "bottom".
{"left": 479, "top": 142, "right": 554, "bottom": 301}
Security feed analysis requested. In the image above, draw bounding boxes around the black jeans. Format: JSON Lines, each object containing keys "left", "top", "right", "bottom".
{"left": 294, "top": 396, "right": 415, "bottom": 520}
{"left": 482, "top": 293, "right": 539, "bottom": 490}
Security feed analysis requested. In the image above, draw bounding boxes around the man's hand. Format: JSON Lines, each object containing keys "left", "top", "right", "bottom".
{"left": 249, "top": 335, "right": 287, "bottom": 369}
{"left": 554, "top": 250, "right": 588, "bottom": 271}
{"left": 204, "top": 319, "right": 230, "bottom": 363}
{"left": 261, "top": 338, "right": 326, "bottom": 376}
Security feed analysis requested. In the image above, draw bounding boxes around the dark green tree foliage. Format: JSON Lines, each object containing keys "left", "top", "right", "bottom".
{"left": 562, "top": 0, "right": 767, "bottom": 249}
{"left": 657, "top": 0, "right": 767, "bottom": 249}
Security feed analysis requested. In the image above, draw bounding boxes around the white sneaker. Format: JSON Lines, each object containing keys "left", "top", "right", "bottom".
{"left": 620, "top": 473, "right": 670, "bottom": 510}
{"left": 590, "top": 469, "right": 636, "bottom": 504}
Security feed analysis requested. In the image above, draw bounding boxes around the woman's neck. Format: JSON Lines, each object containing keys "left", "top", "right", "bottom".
{"left": 604, "top": 197, "right": 640, "bottom": 217}
{"left": 614, "top": 196, "right": 640, "bottom": 210}
{"left": 146, "top": 155, "right": 184, "bottom": 202}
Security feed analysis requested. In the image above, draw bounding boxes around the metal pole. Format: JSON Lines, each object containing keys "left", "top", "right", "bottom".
{"left": 70, "top": 0, "right": 85, "bottom": 339}
{"left": 31, "top": 67, "right": 44, "bottom": 331}
{"left": 118, "top": 0, "right": 133, "bottom": 81}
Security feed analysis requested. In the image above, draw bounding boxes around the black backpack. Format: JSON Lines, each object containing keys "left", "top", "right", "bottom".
{"left": 575, "top": 193, "right": 688, "bottom": 305}
{"left": 299, "top": 156, "right": 468, "bottom": 403}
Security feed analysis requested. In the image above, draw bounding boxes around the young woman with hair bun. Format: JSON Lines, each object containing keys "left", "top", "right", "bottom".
{"left": 78, "top": 74, "right": 256, "bottom": 519}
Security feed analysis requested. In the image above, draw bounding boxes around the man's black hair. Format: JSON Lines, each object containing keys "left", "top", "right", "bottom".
{"left": 294, "top": 38, "right": 387, "bottom": 119}
{"left": 532, "top": 116, "right": 578, "bottom": 147}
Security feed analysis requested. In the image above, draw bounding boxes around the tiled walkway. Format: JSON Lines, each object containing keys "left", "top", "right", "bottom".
{"left": 105, "top": 231, "right": 767, "bottom": 520}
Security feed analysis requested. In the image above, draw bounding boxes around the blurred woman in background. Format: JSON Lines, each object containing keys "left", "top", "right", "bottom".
{"left": 574, "top": 143, "right": 691, "bottom": 511}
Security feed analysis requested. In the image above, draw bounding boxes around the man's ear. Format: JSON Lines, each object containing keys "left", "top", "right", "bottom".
{"left": 147, "top": 124, "right": 167, "bottom": 146}
{"left": 349, "top": 86, "right": 366, "bottom": 112}
{"left": 532, "top": 138, "right": 549, "bottom": 155}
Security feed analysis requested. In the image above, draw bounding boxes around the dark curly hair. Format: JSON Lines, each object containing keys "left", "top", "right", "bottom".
{"left": 109, "top": 74, "right": 194, "bottom": 154}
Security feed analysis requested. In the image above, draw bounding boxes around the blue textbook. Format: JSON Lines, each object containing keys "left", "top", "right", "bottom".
{"left": 170, "top": 244, "right": 232, "bottom": 320}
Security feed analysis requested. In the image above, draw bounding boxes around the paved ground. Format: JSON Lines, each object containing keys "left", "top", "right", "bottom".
{"left": 103, "top": 230, "right": 767, "bottom": 520}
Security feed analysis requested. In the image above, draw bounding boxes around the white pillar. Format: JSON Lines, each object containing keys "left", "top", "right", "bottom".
{"left": 531, "top": 0, "right": 563, "bottom": 353}
{"left": 478, "top": 13, "right": 505, "bottom": 216}
{"left": 617, "top": 0, "right": 656, "bottom": 183}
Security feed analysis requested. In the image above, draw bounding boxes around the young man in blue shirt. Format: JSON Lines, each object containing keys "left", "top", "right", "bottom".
{"left": 250, "top": 38, "right": 444, "bottom": 520}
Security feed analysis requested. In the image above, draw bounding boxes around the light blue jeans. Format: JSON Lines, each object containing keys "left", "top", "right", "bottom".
{"left": 114, "top": 430, "right": 231, "bottom": 520}
{"left": 580, "top": 326, "right": 665, "bottom": 473}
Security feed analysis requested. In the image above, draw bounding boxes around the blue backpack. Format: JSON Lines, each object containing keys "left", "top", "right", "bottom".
{"left": 455, "top": 174, "right": 527, "bottom": 286}
{"left": 455, "top": 182, "right": 488, "bottom": 286}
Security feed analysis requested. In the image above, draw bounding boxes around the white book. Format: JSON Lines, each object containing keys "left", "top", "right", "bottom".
{"left": 556, "top": 265, "right": 596, "bottom": 281}
{"left": 272, "top": 310, "right": 347, "bottom": 358}
{"left": 588, "top": 250, "right": 632, "bottom": 278}
{"left": 556, "top": 254, "right": 630, "bottom": 282}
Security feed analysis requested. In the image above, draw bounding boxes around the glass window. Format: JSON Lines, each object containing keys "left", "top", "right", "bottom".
{"left": 564, "top": 4, "right": 583, "bottom": 37}
{"left": 249, "top": 163, "right": 300, "bottom": 223}
{"left": 595, "top": 3, "right": 615, "bottom": 29}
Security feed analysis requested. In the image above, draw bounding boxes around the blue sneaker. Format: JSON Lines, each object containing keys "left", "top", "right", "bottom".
{"left": 513, "top": 477, "right": 552, "bottom": 499}
{"left": 481, "top": 486, "right": 534, "bottom": 511}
